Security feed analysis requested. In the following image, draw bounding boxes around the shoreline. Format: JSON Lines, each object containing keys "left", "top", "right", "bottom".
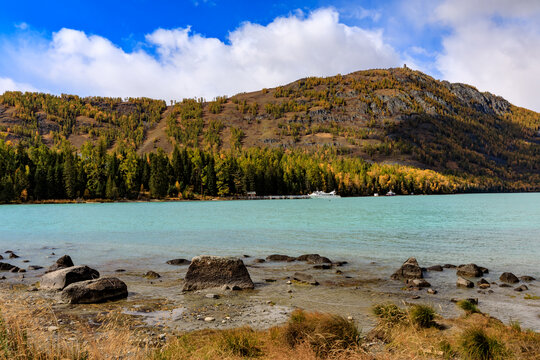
{"left": 1, "top": 190, "right": 539, "bottom": 206}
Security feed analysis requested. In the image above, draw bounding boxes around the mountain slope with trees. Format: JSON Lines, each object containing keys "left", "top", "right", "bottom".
{"left": 0, "top": 67, "right": 538, "bottom": 202}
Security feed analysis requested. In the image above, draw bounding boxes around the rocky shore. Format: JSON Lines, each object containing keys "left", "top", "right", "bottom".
{"left": 0, "top": 249, "right": 539, "bottom": 337}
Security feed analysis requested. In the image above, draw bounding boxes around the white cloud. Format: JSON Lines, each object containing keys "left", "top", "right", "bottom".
{"left": 0, "top": 9, "right": 401, "bottom": 101}
{"left": 435, "top": 0, "right": 540, "bottom": 111}
{"left": 14, "top": 22, "right": 29, "bottom": 30}
{"left": 0, "top": 76, "right": 37, "bottom": 93}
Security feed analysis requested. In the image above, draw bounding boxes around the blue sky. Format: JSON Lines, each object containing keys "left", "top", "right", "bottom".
{"left": 1, "top": 1, "right": 539, "bottom": 111}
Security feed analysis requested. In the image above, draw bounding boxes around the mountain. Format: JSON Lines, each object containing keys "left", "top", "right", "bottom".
{"left": 0, "top": 67, "right": 539, "bottom": 194}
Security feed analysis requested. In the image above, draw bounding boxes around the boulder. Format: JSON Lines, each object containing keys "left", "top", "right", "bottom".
{"left": 499, "top": 283, "right": 512, "bottom": 288}
{"left": 0, "top": 262, "right": 17, "bottom": 271}
{"left": 296, "top": 254, "right": 332, "bottom": 264}
{"left": 266, "top": 254, "right": 296, "bottom": 262}
{"left": 391, "top": 257, "right": 423, "bottom": 280}
{"left": 143, "top": 271, "right": 161, "bottom": 279}
{"left": 46, "top": 255, "right": 74, "bottom": 273}
{"left": 479, "top": 267, "right": 489, "bottom": 274}
{"left": 9, "top": 253, "right": 19, "bottom": 259}
{"left": 427, "top": 288, "right": 437, "bottom": 294}
{"left": 166, "top": 258, "right": 191, "bottom": 266}
{"left": 477, "top": 278, "right": 490, "bottom": 289}
{"left": 520, "top": 276, "right": 536, "bottom": 282}
{"left": 514, "top": 285, "right": 528, "bottom": 292}
{"left": 457, "top": 276, "right": 474, "bottom": 288}
{"left": 443, "top": 264, "right": 457, "bottom": 268}
{"left": 499, "top": 272, "right": 519, "bottom": 284}
{"left": 9, "top": 266, "right": 21, "bottom": 273}
{"left": 253, "top": 258, "right": 266, "bottom": 263}
{"left": 407, "top": 278, "right": 431, "bottom": 288}
{"left": 293, "top": 272, "right": 319, "bottom": 285}
{"left": 456, "top": 264, "right": 483, "bottom": 277}
{"left": 40, "top": 265, "right": 100, "bottom": 291}
{"left": 61, "top": 277, "right": 128, "bottom": 304}
{"left": 427, "top": 265, "right": 443, "bottom": 272}
{"left": 182, "top": 256, "right": 254, "bottom": 291}
{"left": 28, "top": 265, "right": 44, "bottom": 271}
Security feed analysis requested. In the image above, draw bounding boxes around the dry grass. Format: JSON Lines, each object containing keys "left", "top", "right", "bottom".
{"left": 1, "top": 296, "right": 539, "bottom": 360}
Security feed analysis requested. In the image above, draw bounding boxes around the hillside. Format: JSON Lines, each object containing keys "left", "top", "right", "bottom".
{"left": 0, "top": 67, "right": 539, "bottom": 201}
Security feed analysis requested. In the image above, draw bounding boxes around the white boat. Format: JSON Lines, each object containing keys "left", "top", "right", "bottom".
{"left": 308, "top": 190, "right": 341, "bottom": 199}
{"left": 386, "top": 190, "right": 396, "bottom": 196}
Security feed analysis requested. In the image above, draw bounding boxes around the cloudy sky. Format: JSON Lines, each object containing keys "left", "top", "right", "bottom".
{"left": 1, "top": 0, "right": 539, "bottom": 111}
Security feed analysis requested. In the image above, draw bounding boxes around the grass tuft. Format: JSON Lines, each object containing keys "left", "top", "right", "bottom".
{"left": 459, "top": 327, "right": 505, "bottom": 360}
{"left": 219, "top": 327, "right": 262, "bottom": 357}
{"left": 283, "top": 310, "right": 360, "bottom": 357}
{"left": 371, "top": 304, "right": 407, "bottom": 326}
{"left": 409, "top": 304, "right": 436, "bottom": 328}
{"left": 457, "top": 299, "right": 480, "bottom": 314}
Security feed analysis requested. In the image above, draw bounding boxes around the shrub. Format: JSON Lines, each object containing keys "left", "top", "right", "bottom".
{"left": 372, "top": 303, "right": 407, "bottom": 326}
{"left": 219, "top": 328, "right": 262, "bottom": 357}
{"left": 409, "top": 304, "right": 436, "bottom": 328}
{"left": 457, "top": 300, "right": 480, "bottom": 314}
{"left": 460, "top": 328, "right": 505, "bottom": 360}
{"left": 283, "top": 310, "right": 360, "bottom": 357}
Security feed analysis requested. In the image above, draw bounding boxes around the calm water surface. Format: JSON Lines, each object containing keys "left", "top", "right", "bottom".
{"left": 1, "top": 193, "right": 539, "bottom": 276}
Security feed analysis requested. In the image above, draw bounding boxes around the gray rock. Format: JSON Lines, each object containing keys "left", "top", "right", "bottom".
{"left": 333, "top": 261, "right": 348, "bottom": 267}
{"left": 499, "top": 283, "right": 512, "bottom": 288}
{"left": 456, "top": 264, "right": 483, "bottom": 277}
{"left": 166, "top": 258, "right": 191, "bottom": 266}
{"left": 407, "top": 278, "right": 431, "bottom": 288}
{"left": 391, "top": 257, "right": 423, "bottom": 280}
{"left": 477, "top": 278, "right": 491, "bottom": 289}
{"left": 61, "top": 277, "right": 128, "bottom": 304}
{"left": 28, "top": 265, "right": 44, "bottom": 271}
{"left": 499, "top": 272, "right": 519, "bottom": 284}
{"left": 443, "top": 264, "right": 456, "bottom": 269}
{"left": 427, "top": 265, "right": 443, "bottom": 272}
{"left": 9, "top": 252, "right": 19, "bottom": 259}
{"left": 427, "top": 288, "right": 437, "bottom": 294}
{"left": 514, "top": 285, "right": 528, "bottom": 292}
{"left": 266, "top": 254, "right": 296, "bottom": 262}
{"left": 205, "top": 293, "right": 219, "bottom": 299}
{"left": 9, "top": 266, "right": 21, "bottom": 273}
{"left": 182, "top": 256, "right": 254, "bottom": 291}
{"left": 46, "top": 255, "right": 74, "bottom": 273}
{"left": 457, "top": 276, "right": 474, "bottom": 288}
{"left": 296, "top": 254, "right": 332, "bottom": 264}
{"left": 520, "top": 276, "right": 536, "bottom": 282}
{"left": 479, "top": 267, "right": 489, "bottom": 274}
{"left": 253, "top": 258, "right": 266, "bottom": 263}
{"left": 41, "top": 265, "right": 100, "bottom": 291}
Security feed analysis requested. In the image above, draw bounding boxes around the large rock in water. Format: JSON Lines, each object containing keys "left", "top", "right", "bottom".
{"left": 182, "top": 256, "right": 254, "bottom": 291}
{"left": 391, "top": 258, "right": 423, "bottom": 280}
{"left": 0, "top": 262, "right": 17, "bottom": 271}
{"left": 500, "top": 272, "right": 519, "bottom": 284}
{"left": 296, "top": 254, "right": 332, "bottom": 264}
{"left": 46, "top": 255, "right": 74, "bottom": 273}
{"left": 456, "top": 264, "right": 483, "bottom": 278}
{"left": 266, "top": 254, "right": 296, "bottom": 262}
{"left": 40, "top": 265, "right": 100, "bottom": 290}
{"left": 61, "top": 277, "right": 128, "bottom": 304}
{"left": 166, "top": 258, "right": 191, "bottom": 266}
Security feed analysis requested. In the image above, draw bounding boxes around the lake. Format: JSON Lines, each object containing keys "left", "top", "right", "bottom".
{"left": 1, "top": 193, "right": 539, "bottom": 278}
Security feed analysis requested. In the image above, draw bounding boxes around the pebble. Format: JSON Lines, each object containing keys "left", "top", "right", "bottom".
{"left": 159, "top": 334, "right": 166, "bottom": 340}
{"left": 204, "top": 317, "right": 215, "bottom": 322}
{"left": 347, "top": 316, "right": 353, "bottom": 321}
{"left": 286, "top": 280, "right": 292, "bottom": 285}
{"left": 412, "top": 295, "right": 421, "bottom": 299}
{"left": 47, "top": 326, "right": 59, "bottom": 332}
{"left": 205, "top": 294, "right": 219, "bottom": 299}
{"left": 427, "top": 288, "right": 437, "bottom": 294}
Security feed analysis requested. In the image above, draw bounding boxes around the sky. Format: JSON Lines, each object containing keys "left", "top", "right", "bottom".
{"left": 1, "top": 0, "right": 539, "bottom": 111}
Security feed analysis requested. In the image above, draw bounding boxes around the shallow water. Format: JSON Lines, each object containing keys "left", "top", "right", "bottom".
{"left": 1, "top": 193, "right": 539, "bottom": 277}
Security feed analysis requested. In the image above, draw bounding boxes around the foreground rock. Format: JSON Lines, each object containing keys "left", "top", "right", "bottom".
{"left": 166, "top": 258, "right": 191, "bottom": 266}
{"left": 499, "top": 272, "right": 519, "bottom": 284}
{"left": 391, "top": 257, "right": 423, "bottom": 280}
{"left": 182, "top": 256, "right": 254, "bottom": 291}
{"left": 296, "top": 254, "right": 331, "bottom": 264}
{"left": 61, "top": 277, "right": 128, "bottom": 304}
{"left": 46, "top": 255, "right": 74, "bottom": 273}
{"left": 456, "top": 264, "right": 484, "bottom": 277}
{"left": 41, "top": 265, "right": 100, "bottom": 290}
{"left": 407, "top": 278, "right": 431, "bottom": 289}
{"left": 0, "top": 262, "right": 17, "bottom": 271}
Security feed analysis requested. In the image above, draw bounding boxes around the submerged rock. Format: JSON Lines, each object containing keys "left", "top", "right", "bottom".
{"left": 266, "top": 254, "right": 296, "bottom": 262}
{"left": 520, "top": 275, "right": 536, "bottom": 282}
{"left": 253, "top": 258, "right": 266, "bottom": 263}
{"left": 143, "top": 271, "right": 161, "bottom": 279}
{"left": 391, "top": 257, "right": 423, "bottom": 280}
{"left": 443, "top": 264, "right": 457, "bottom": 269}
{"left": 293, "top": 272, "right": 319, "bottom": 286}
{"left": 514, "top": 285, "right": 528, "bottom": 292}
{"left": 46, "top": 255, "right": 74, "bottom": 273}
{"left": 477, "top": 278, "right": 490, "bottom": 289}
{"left": 41, "top": 265, "right": 100, "bottom": 291}
{"left": 427, "top": 265, "right": 443, "bottom": 272}
{"left": 28, "top": 265, "right": 44, "bottom": 271}
{"left": 456, "top": 264, "right": 483, "bottom": 277}
{"left": 9, "top": 252, "right": 19, "bottom": 259}
{"left": 182, "top": 256, "right": 254, "bottom": 291}
{"left": 61, "top": 277, "right": 128, "bottom": 304}
{"left": 166, "top": 258, "right": 191, "bottom": 266}
{"left": 313, "top": 264, "right": 332, "bottom": 270}
{"left": 457, "top": 276, "right": 474, "bottom": 288}
{"left": 296, "top": 254, "right": 332, "bottom": 264}
{"left": 499, "top": 272, "right": 519, "bottom": 284}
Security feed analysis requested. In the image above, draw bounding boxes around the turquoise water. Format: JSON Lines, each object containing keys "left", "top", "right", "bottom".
{"left": 1, "top": 193, "right": 539, "bottom": 276}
